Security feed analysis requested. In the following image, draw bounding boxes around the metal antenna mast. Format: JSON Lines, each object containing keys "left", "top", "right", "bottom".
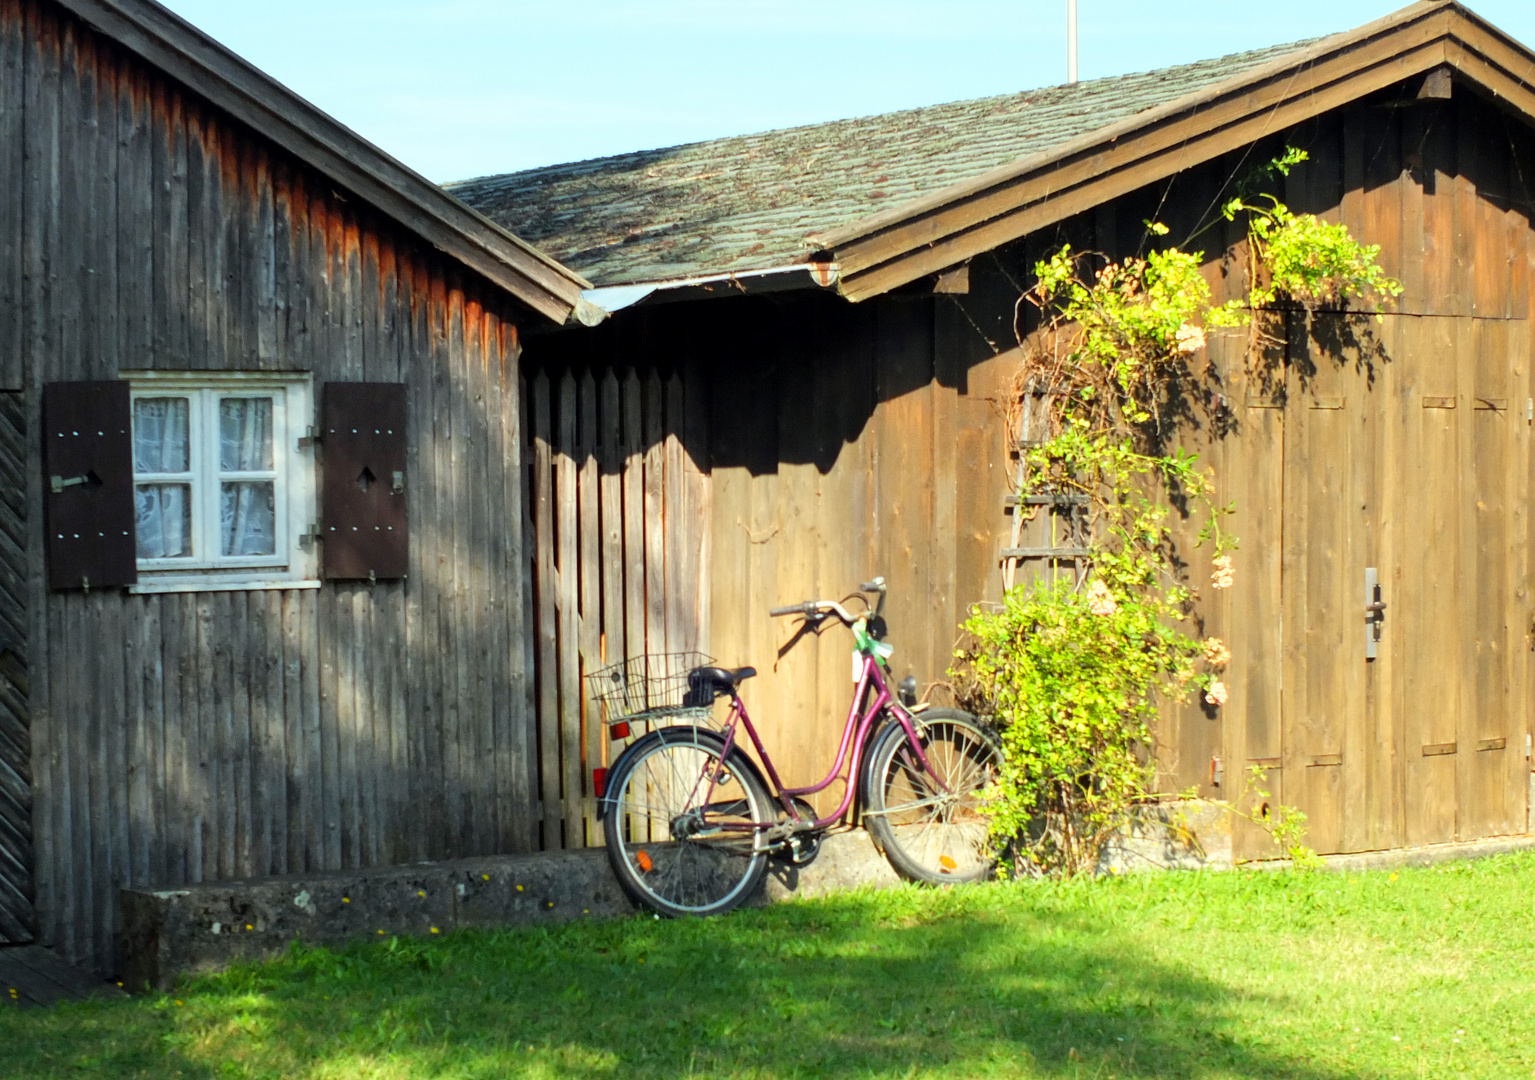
{"left": 1067, "top": 0, "right": 1079, "bottom": 84}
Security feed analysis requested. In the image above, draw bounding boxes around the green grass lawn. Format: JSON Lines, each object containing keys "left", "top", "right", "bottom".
{"left": 4, "top": 852, "right": 1534, "bottom": 1079}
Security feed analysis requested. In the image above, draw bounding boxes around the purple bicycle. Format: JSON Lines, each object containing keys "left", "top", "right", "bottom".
{"left": 591, "top": 577, "right": 1002, "bottom": 917}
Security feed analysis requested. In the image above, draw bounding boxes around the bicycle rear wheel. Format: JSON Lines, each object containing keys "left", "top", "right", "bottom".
{"left": 602, "top": 727, "right": 773, "bottom": 917}
{"left": 863, "top": 708, "right": 1000, "bottom": 884}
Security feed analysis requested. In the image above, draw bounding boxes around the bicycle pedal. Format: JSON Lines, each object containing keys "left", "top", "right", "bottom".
{"left": 786, "top": 832, "right": 822, "bottom": 866}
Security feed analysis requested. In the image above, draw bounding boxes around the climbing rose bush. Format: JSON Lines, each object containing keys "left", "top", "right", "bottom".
{"left": 953, "top": 150, "right": 1400, "bottom": 876}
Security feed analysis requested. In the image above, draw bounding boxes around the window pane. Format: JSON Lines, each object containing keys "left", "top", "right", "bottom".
{"left": 221, "top": 481, "right": 275, "bottom": 556}
{"left": 219, "top": 397, "right": 273, "bottom": 471}
{"left": 135, "top": 484, "right": 191, "bottom": 558}
{"left": 133, "top": 398, "right": 190, "bottom": 473}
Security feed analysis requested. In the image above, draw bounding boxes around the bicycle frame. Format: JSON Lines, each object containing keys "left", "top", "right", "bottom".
{"left": 706, "top": 652, "right": 944, "bottom": 833}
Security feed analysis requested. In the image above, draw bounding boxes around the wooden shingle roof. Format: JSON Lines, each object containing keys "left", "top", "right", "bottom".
{"left": 453, "top": 2, "right": 1535, "bottom": 304}
{"left": 447, "top": 40, "right": 1309, "bottom": 290}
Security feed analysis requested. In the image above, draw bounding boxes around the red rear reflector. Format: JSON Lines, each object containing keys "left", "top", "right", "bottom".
{"left": 610, "top": 721, "right": 630, "bottom": 739}
{"left": 592, "top": 767, "right": 608, "bottom": 798}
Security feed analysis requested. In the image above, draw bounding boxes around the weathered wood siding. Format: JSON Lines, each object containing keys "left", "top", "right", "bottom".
{"left": 521, "top": 365, "right": 709, "bottom": 847}
{"left": 524, "top": 85, "right": 1535, "bottom": 849}
{"left": 1, "top": 0, "right": 535, "bottom": 974}
{"left": 0, "top": 391, "right": 31, "bottom": 943}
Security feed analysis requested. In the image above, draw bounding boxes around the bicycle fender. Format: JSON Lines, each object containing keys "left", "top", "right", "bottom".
{"left": 597, "top": 726, "right": 771, "bottom": 821}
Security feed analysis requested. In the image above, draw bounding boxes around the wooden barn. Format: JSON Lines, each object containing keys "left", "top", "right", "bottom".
{"left": 452, "top": 0, "right": 1535, "bottom": 865}
{"left": 9, "top": 0, "right": 1535, "bottom": 983}
{"left": 0, "top": 0, "right": 589, "bottom": 974}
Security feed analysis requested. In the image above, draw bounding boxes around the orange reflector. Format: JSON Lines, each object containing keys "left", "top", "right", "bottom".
{"left": 610, "top": 721, "right": 630, "bottom": 739}
{"left": 939, "top": 855, "right": 957, "bottom": 873}
{"left": 635, "top": 850, "right": 653, "bottom": 873}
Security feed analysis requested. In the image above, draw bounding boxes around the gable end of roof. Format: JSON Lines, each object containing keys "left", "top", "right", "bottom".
{"left": 53, "top": 0, "right": 590, "bottom": 323}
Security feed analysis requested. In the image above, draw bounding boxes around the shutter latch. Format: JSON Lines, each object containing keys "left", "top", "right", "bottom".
{"left": 49, "top": 473, "right": 91, "bottom": 494}
{"left": 391, "top": 470, "right": 406, "bottom": 495}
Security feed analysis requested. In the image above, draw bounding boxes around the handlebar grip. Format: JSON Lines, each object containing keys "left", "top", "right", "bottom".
{"left": 859, "top": 579, "right": 882, "bottom": 592}
{"left": 769, "top": 602, "right": 817, "bottom": 617}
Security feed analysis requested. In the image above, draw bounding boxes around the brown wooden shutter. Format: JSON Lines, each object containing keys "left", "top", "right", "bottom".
{"left": 321, "top": 382, "right": 407, "bottom": 580}
{"left": 42, "top": 382, "right": 136, "bottom": 590}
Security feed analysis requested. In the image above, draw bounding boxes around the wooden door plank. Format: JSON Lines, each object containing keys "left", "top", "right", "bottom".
{"left": 530, "top": 371, "right": 559, "bottom": 849}
{"left": 643, "top": 372, "right": 667, "bottom": 666}
{"left": 597, "top": 369, "right": 626, "bottom": 723}
{"left": 577, "top": 371, "right": 602, "bottom": 846}
{"left": 620, "top": 372, "right": 645, "bottom": 666}
{"left": 555, "top": 372, "right": 582, "bottom": 849}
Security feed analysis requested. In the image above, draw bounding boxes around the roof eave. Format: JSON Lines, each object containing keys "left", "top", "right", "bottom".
{"left": 56, "top": 0, "right": 591, "bottom": 324}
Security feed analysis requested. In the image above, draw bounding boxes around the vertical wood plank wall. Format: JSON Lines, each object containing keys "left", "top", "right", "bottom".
{"left": 523, "top": 366, "right": 709, "bottom": 849}
{"left": 527, "top": 93, "right": 1535, "bottom": 850}
{"left": 0, "top": 0, "right": 536, "bottom": 974}
{"left": 0, "top": 392, "right": 31, "bottom": 942}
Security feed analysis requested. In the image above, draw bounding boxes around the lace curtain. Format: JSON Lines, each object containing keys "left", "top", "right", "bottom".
{"left": 133, "top": 398, "right": 190, "bottom": 559}
{"left": 219, "top": 398, "right": 275, "bottom": 557}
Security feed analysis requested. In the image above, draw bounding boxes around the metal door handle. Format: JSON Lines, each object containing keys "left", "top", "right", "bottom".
{"left": 1365, "top": 569, "right": 1385, "bottom": 660}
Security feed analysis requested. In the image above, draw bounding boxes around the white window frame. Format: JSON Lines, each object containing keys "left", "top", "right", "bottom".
{"left": 124, "top": 371, "right": 318, "bottom": 594}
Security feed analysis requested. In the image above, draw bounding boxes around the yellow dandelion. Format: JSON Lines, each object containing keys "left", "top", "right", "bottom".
{"left": 341, "top": 897, "right": 350, "bottom": 904}
{"left": 430, "top": 927, "right": 439, "bottom": 934}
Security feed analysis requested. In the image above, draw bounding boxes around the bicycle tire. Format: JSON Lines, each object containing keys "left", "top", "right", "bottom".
{"left": 602, "top": 726, "right": 774, "bottom": 917}
{"left": 863, "top": 708, "right": 1000, "bottom": 884}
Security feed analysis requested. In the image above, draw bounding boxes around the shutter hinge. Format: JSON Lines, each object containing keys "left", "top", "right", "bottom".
{"left": 300, "top": 524, "right": 323, "bottom": 548}
{"left": 298, "top": 425, "right": 323, "bottom": 449}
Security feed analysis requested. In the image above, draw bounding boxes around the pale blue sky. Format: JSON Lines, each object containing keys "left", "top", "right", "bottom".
{"left": 157, "top": 1, "right": 1535, "bottom": 184}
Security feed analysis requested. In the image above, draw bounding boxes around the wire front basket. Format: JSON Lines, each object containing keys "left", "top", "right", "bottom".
{"left": 585, "top": 652, "right": 716, "bottom": 729}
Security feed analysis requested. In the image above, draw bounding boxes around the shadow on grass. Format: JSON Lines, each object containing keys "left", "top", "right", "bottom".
{"left": 69, "top": 884, "right": 1358, "bottom": 1080}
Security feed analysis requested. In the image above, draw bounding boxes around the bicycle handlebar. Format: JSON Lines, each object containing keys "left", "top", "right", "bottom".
{"left": 768, "top": 599, "right": 856, "bottom": 623}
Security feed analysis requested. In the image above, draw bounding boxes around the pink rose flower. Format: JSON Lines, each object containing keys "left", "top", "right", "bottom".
{"left": 1211, "top": 555, "right": 1235, "bottom": 590}
{"left": 1205, "top": 680, "right": 1229, "bottom": 707}
{"left": 1202, "top": 637, "right": 1231, "bottom": 668}
{"left": 1085, "top": 580, "right": 1118, "bottom": 616}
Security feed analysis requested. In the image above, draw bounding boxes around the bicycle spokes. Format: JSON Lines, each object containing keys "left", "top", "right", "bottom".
{"left": 876, "top": 719, "right": 997, "bottom": 878}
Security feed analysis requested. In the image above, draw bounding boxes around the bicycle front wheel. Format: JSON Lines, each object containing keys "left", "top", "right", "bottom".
{"left": 602, "top": 727, "right": 774, "bottom": 917}
{"left": 864, "top": 708, "right": 1000, "bottom": 884}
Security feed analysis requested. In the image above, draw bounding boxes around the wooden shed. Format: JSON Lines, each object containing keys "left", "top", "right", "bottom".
{"left": 0, "top": 0, "right": 588, "bottom": 973}
{"left": 455, "top": 1, "right": 1535, "bottom": 865}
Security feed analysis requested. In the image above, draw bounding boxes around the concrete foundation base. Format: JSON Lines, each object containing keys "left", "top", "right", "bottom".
{"left": 121, "top": 810, "right": 1535, "bottom": 992}
{"left": 121, "top": 829, "right": 899, "bottom": 991}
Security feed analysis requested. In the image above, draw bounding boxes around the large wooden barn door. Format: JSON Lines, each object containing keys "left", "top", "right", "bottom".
{"left": 1277, "top": 315, "right": 1529, "bottom": 854}
{"left": 0, "top": 392, "right": 33, "bottom": 942}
